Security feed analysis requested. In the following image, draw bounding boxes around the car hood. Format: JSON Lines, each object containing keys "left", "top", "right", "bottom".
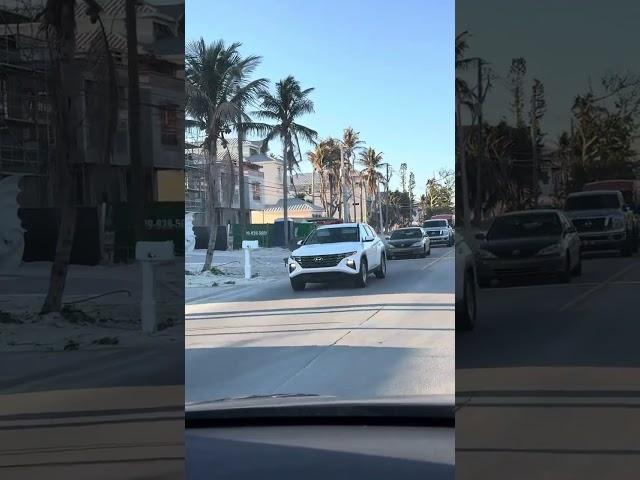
{"left": 564, "top": 208, "right": 622, "bottom": 219}
{"left": 388, "top": 237, "right": 423, "bottom": 245}
{"left": 292, "top": 242, "right": 361, "bottom": 256}
{"left": 481, "top": 235, "right": 560, "bottom": 255}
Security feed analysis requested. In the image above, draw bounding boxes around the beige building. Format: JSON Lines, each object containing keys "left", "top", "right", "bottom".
{"left": 251, "top": 197, "right": 324, "bottom": 224}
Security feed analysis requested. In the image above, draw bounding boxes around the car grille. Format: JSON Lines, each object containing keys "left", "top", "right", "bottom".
{"left": 293, "top": 254, "right": 348, "bottom": 268}
{"left": 426, "top": 230, "right": 443, "bottom": 237}
{"left": 493, "top": 247, "right": 539, "bottom": 259}
{"left": 572, "top": 217, "right": 606, "bottom": 232}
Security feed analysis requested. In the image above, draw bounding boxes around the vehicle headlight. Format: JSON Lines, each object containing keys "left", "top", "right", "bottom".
{"left": 476, "top": 249, "right": 496, "bottom": 259}
{"left": 611, "top": 216, "right": 624, "bottom": 229}
{"left": 536, "top": 243, "right": 562, "bottom": 256}
{"left": 387, "top": 243, "right": 396, "bottom": 248}
{"left": 411, "top": 240, "right": 423, "bottom": 247}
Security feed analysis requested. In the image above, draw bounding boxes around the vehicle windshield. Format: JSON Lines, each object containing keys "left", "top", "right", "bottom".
{"left": 424, "top": 220, "right": 448, "bottom": 228}
{"left": 390, "top": 228, "right": 423, "bottom": 239}
{"left": 565, "top": 194, "right": 620, "bottom": 210}
{"left": 487, "top": 213, "right": 562, "bottom": 240}
{"left": 304, "top": 227, "right": 359, "bottom": 244}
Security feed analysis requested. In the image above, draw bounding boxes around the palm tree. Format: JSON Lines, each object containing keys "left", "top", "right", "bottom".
{"left": 255, "top": 76, "right": 318, "bottom": 246}
{"left": 307, "top": 142, "right": 329, "bottom": 214}
{"left": 186, "top": 38, "right": 264, "bottom": 271}
{"left": 228, "top": 72, "right": 268, "bottom": 231}
{"left": 342, "top": 127, "right": 365, "bottom": 220}
{"left": 359, "top": 148, "right": 384, "bottom": 228}
{"left": 39, "top": 0, "right": 116, "bottom": 314}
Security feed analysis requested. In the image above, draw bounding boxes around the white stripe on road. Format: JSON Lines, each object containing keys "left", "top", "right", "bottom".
{"left": 559, "top": 261, "right": 640, "bottom": 312}
{"left": 421, "top": 249, "right": 454, "bottom": 270}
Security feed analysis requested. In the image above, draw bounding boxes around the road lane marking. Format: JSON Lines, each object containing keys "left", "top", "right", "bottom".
{"left": 421, "top": 249, "right": 454, "bottom": 270}
{"left": 559, "top": 261, "right": 640, "bottom": 312}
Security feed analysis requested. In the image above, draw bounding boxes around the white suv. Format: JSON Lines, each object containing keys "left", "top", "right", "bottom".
{"left": 287, "top": 223, "right": 386, "bottom": 291}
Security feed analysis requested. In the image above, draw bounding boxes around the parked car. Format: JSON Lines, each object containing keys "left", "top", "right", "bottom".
{"left": 287, "top": 223, "right": 386, "bottom": 291}
{"left": 475, "top": 209, "right": 582, "bottom": 286}
{"left": 455, "top": 231, "right": 477, "bottom": 330}
{"left": 385, "top": 227, "right": 431, "bottom": 259}
{"left": 564, "top": 190, "right": 639, "bottom": 257}
{"left": 422, "top": 219, "right": 454, "bottom": 247}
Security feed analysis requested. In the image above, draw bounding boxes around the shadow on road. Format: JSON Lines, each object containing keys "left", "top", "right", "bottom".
{"left": 186, "top": 344, "right": 453, "bottom": 403}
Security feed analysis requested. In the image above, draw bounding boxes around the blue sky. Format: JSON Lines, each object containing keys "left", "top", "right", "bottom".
{"left": 186, "top": 0, "right": 454, "bottom": 194}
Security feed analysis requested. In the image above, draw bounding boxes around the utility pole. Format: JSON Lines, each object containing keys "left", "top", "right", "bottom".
{"left": 340, "top": 143, "right": 350, "bottom": 222}
{"left": 360, "top": 184, "right": 364, "bottom": 222}
{"left": 474, "top": 58, "right": 484, "bottom": 226}
{"left": 126, "top": 0, "right": 145, "bottom": 242}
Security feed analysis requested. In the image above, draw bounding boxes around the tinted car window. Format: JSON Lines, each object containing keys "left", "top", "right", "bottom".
{"left": 565, "top": 194, "right": 620, "bottom": 210}
{"left": 390, "top": 228, "right": 423, "bottom": 239}
{"left": 424, "top": 220, "right": 448, "bottom": 228}
{"left": 305, "top": 227, "right": 359, "bottom": 244}
{"left": 487, "top": 213, "right": 562, "bottom": 240}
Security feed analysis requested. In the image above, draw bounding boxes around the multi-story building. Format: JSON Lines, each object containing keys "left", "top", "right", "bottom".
{"left": 184, "top": 141, "right": 266, "bottom": 227}
{"left": 0, "top": 7, "right": 51, "bottom": 206}
{"left": 0, "top": 0, "right": 184, "bottom": 207}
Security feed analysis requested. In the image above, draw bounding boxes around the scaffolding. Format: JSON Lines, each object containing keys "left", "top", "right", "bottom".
{"left": 0, "top": 3, "right": 51, "bottom": 177}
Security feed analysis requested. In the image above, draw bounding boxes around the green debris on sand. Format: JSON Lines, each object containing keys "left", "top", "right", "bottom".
{"left": 61, "top": 305, "right": 96, "bottom": 324}
{"left": 0, "top": 311, "right": 21, "bottom": 324}
{"left": 64, "top": 339, "right": 80, "bottom": 351}
{"left": 209, "top": 266, "right": 226, "bottom": 275}
{"left": 92, "top": 336, "right": 119, "bottom": 345}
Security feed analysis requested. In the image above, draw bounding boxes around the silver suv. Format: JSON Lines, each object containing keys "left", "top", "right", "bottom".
{"left": 564, "top": 190, "right": 639, "bottom": 257}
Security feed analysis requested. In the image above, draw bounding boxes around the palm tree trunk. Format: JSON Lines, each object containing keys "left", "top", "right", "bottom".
{"left": 237, "top": 117, "right": 246, "bottom": 230}
{"left": 126, "top": 0, "right": 145, "bottom": 243}
{"left": 282, "top": 134, "right": 289, "bottom": 246}
{"left": 202, "top": 137, "right": 218, "bottom": 272}
{"left": 41, "top": 0, "right": 79, "bottom": 314}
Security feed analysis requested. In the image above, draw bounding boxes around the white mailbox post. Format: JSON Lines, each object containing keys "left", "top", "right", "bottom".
{"left": 135, "top": 241, "right": 175, "bottom": 334}
{"left": 241, "top": 240, "right": 259, "bottom": 280}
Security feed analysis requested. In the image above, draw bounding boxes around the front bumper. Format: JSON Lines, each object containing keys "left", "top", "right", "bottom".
{"left": 427, "top": 235, "right": 449, "bottom": 245}
{"left": 476, "top": 255, "right": 566, "bottom": 283}
{"left": 288, "top": 257, "right": 360, "bottom": 282}
{"left": 577, "top": 230, "right": 626, "bottom": 250}
{"left": 387, "top": 245, "right": 424, "bottom": 256}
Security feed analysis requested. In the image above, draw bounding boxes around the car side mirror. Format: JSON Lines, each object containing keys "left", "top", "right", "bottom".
{"left": 474, "top": 232, "right": 486, "bottom": 240}
{"left": 364, "top": 235, "right": 374, "bottom": 242}
{"left": 296, "top": 240, "right": 304, "bottom": 246}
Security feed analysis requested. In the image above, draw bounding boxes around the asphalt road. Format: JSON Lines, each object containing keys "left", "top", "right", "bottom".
{"left": 186, "top": 246, "right": 455, "bottom": 405}
{"left": 457, "top": 251, "right": 640, "bottom": 479}
{"left": 0, "top": 347, "right": 184, "bottom": 478}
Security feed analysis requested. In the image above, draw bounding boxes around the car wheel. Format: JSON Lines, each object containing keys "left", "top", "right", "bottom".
{"left": 448, "top": 236, "right": 454, "bottom": 247}
{"left": 290, "top": 278, "right": 306, "bottom": 291}
{"left": 426, "top": 245, "right": 431, "bottom": 256}
{"left": 355, "top": 258, "right": 368, "bottom": 287}
{"left": 558, "top": 256, "right": 572, "bottom": 283}
{"left": 374, "top": 254, "right": 386, "bottom": 279}
{"left": 572, "top": 257, "right": 582, "bottom": 276}
{"left": 456, "top": 269, "right": 476, "bottom": 331}
{"left": 621, "top": 236, "right": 634, "bottom": 257}
{"left": 420, "top": 246, "right": 427, "bottom": 258}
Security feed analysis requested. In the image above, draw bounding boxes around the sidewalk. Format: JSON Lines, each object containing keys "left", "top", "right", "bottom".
{"left": 185, "top": 247, "right": 290, "bottom": 300}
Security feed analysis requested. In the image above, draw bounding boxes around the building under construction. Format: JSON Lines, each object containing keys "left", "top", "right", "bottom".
{"left": 0, "top": 5, "right": 52, "bottom": 206}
